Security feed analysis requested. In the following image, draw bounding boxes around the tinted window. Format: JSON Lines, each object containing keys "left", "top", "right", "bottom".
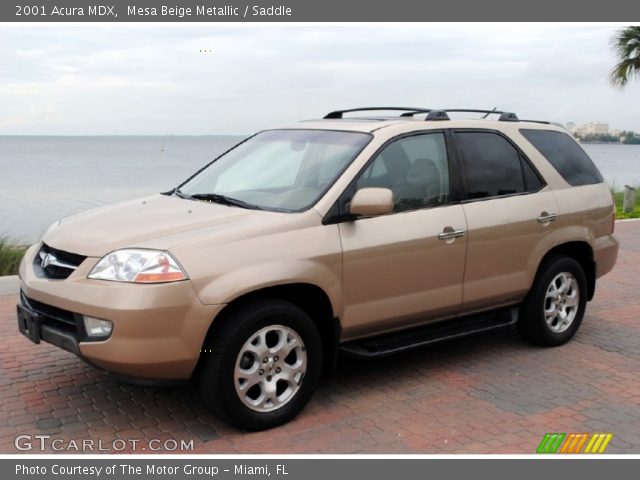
{"left": 357, "top": 133, "right": 450, "bottom": 212}
{"left": 522, "top": 157, "right": 544, "bottom": 192}
{"left": 456, "top": 132, "right": 526, "bottom": 199}
{"left": 520, "top": 129, "right": 603, "bottom": 186}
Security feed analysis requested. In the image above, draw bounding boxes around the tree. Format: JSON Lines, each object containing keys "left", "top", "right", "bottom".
{"left": 609, "top": 26, "right": 640, "bottom": 88}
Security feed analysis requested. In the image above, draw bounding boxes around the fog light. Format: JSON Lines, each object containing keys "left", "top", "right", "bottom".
{"left": 83, "top": 316, "right": 113, "bottom": 338}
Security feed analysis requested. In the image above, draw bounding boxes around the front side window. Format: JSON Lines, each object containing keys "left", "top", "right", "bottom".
{"left": 356, "top": 133, "right": 450, "bottom": 212}
{"left": 179, "top": 129, "right": 371, "bottom": 212}
{"left": 456, "top": 131, "right": 539, "bottom": 199}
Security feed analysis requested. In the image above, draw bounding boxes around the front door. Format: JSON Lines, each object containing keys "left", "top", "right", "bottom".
{"left": 338, "top": 132, "right": 468, "bottom": 339}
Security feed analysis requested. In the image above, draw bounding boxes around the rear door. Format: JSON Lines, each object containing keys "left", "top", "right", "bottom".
{"left": 453, "top": 130, "right": 559, "bottom": 314}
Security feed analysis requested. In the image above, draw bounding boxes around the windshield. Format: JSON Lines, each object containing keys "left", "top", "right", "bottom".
{"left": 178, "top": 129, "right": 371, "bottom": 212}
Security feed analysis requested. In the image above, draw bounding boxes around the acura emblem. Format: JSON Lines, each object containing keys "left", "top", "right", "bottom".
{"left": 40, "top": 253, "right": 56, "bottom": 269}
{"left": 38, "top": 249, "right": 78, "bottom": 271}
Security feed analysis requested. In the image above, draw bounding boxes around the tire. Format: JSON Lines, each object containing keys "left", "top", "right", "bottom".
{"left": 198, "top": 299, "right": 323, "bottom": 431}
{"left": 517, "top": 255, "right": 588, "bottom": 347}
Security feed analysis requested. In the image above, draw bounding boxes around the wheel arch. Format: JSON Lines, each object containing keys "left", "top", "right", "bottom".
{"left": 537, "top": 241, "right": 596, "bottom": 301}
{"left": 199, "top": 283, "right": 341, "bottom": 375}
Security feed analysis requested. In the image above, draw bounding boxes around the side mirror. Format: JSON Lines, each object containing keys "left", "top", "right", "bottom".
{"left": 349, "top": 188, "right": 394, "bottom": 218}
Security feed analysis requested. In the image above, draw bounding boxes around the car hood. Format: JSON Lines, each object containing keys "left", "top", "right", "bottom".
{"left": 42, "top": 194, "right": 296, "bottom": 257}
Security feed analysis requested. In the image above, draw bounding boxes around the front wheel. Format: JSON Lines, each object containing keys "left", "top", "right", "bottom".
{"left": 518, "top": 256, "right": 588, "bottom": 346}
{"left": 198, "top": 300, "right": 323, "bottom": 431}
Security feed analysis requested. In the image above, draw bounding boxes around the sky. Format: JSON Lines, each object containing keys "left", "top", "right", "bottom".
{"left": 1, "top": 24, "right": 639, "bottom": 135}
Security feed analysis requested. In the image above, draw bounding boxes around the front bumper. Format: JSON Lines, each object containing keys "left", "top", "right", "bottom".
{"left": 17, "top": 297, "right": 81, "bottom": 356}
{"left": 18, "top": 243, "right": 223, "bottom": 380}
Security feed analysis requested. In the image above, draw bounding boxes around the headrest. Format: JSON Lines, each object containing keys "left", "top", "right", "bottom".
{"left": 406, "top": 158, "right": 439, "bottom": 185}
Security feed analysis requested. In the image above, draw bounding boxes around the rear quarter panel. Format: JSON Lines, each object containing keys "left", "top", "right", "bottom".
{"left": 512, "top": 124, "right": 616, "bottom": 287}
{"left": 551, "top": 183, "right": 614, "bottom": 241}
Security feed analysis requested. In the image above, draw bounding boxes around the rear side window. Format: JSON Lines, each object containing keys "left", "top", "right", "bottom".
{"left": 456, "top": 131, "right": 536, "bottom": 199}
{"left": 522, "top": 159, "right": 544, "bottom": 192}
{"left": 520, "top": 129, "right": 603, "bottom": 186}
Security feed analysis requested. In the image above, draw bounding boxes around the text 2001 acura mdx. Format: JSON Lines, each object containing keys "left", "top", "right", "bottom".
{"left": 18, "top": 108, "right": 618, "bottom": 430}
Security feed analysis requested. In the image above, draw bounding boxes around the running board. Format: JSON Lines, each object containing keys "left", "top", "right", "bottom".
{"left": 340, "top": 307, "right": 518, "bottom": 358}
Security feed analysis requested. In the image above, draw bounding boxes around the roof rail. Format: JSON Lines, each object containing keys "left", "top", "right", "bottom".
{"left": 324, "top": 107, "right": 433, "bottom": 119}
{"left": 520, "top": 119, "right": 551, "bottom": 125}
{"left": 323, "top": 107, "right": 521, "bottom": 122}
{"left": 443, "top": 109, "right": 519, "bottom": 122}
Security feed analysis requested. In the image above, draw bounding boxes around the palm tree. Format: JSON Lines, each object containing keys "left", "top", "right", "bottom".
{"left": 609, "top": 27, "right": 640, "bottom": 88}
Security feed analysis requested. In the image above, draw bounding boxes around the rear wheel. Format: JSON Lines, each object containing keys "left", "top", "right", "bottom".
{"left": 198, "top": 299, "right": 322, "bottom": 431}
{"left": 518, "top": 256, "right": 587, "bottom": 346}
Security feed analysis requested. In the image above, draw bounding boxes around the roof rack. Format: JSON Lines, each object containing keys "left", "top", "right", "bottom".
{"left": 324, "top": 107, "right": 434, "bottom": 119}
{"left": 324, "top": 107, "right": 521, "bottom": 122}
{"left": 520, "top": 119, "right": 551, "bottom": 125}
{"left": 443, "top": 109, "right": 519, "bottom": 122}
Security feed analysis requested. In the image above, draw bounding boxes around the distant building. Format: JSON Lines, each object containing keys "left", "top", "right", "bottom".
{"left": 578, "top": 122, "right": 609, "bottom": 135}
{"left": 574, "top": 122, "right": 610, "bottom": 136}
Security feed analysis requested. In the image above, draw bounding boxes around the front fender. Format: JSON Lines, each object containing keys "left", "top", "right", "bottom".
{"left": 171, "top": 221, "right": 344, "bottom": 316}
{"left": 193, "top": 259, "right": 342, "bottom": 315}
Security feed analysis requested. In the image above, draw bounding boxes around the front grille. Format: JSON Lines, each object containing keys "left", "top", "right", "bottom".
{"left": 34, "top": 243, "right": 86, "bottom": 280}
{"left": 20, "top": 291, "right": 85, "bottom": 339}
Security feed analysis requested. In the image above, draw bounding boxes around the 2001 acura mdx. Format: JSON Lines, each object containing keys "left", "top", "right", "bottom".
{"left": 17, "top": 107, "right": 619, "bottom": 430}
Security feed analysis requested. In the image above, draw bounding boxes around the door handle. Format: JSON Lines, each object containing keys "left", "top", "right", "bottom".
{"left": 537, "top": 212, "right": 558, "bottom": 224}
{"left": 438, "top": 227, "right": 466, "bottom": 240}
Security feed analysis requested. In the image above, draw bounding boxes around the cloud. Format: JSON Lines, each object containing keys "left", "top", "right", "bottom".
{"left": 0, "top": 24, "right": 638, "bottom": 134}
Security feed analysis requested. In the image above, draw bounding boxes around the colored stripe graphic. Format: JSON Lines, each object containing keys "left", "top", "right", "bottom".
{"left": 536, "top": 433, "right": 565, "bottom": 453}
{"left": 584, "top": 433, "right": 613, "bottom": 454}
{"left": 536, "top": 433, "right": 553, "bottom": 453}
{"left": 573, "top": 433, "right": 589, "bottom": 453}
{"left": 536, "top": 433, "right": 552, "bottom": 453}
{"left": 560, "top": 433, "right": 577, "bottom": 453}
{"left": 538, "top": 433, "right": 613, "bottom": 454}
{"left": 560, "top": 433, "right": 582, "bottom": 453}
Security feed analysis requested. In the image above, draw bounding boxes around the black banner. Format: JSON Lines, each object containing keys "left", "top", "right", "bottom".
{"left": 5, "top": 459, "right": 640, "bottom": 480}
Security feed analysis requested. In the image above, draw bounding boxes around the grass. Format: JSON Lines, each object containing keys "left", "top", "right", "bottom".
{"left": 0, "top": 237, "right": 28, "bottom": 276}
{"left": 613, "top": 187, "right": 640, "bottom": 219}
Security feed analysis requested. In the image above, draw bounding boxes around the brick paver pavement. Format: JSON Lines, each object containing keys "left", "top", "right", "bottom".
{"left": 1, "top": 221, "right": 639, "bottom": 454}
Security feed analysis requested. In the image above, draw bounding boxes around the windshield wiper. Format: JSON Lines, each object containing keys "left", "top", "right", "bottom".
{"left": 189, "top": 193, "right": 263, "bottom": 210}
{"left": 167, "top": 187, "right": 192, "bottom": 199}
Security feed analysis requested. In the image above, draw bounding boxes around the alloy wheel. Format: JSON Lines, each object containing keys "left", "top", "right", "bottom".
{"left": 233, "top": 325, "right": 307, "bottom": 412}
{"left": 544, "top": 272, "right": 580, "bottom": 333}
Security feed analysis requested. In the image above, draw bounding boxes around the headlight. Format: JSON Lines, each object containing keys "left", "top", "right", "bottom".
{"left": 87, "top": 249, "right": 188, "bottom": 283}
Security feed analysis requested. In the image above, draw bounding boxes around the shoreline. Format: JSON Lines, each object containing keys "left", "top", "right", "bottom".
{"left": 579, "top": 142, "right": 640, "bottom": 145}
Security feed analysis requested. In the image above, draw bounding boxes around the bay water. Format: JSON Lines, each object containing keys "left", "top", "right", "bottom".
{"left": 1, "top": 136, "right": 639, "bottom": 243}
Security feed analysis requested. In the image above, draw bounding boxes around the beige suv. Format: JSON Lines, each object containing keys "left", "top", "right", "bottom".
{"left": 17, "top": 108, "right": 618, "bottom": 430}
